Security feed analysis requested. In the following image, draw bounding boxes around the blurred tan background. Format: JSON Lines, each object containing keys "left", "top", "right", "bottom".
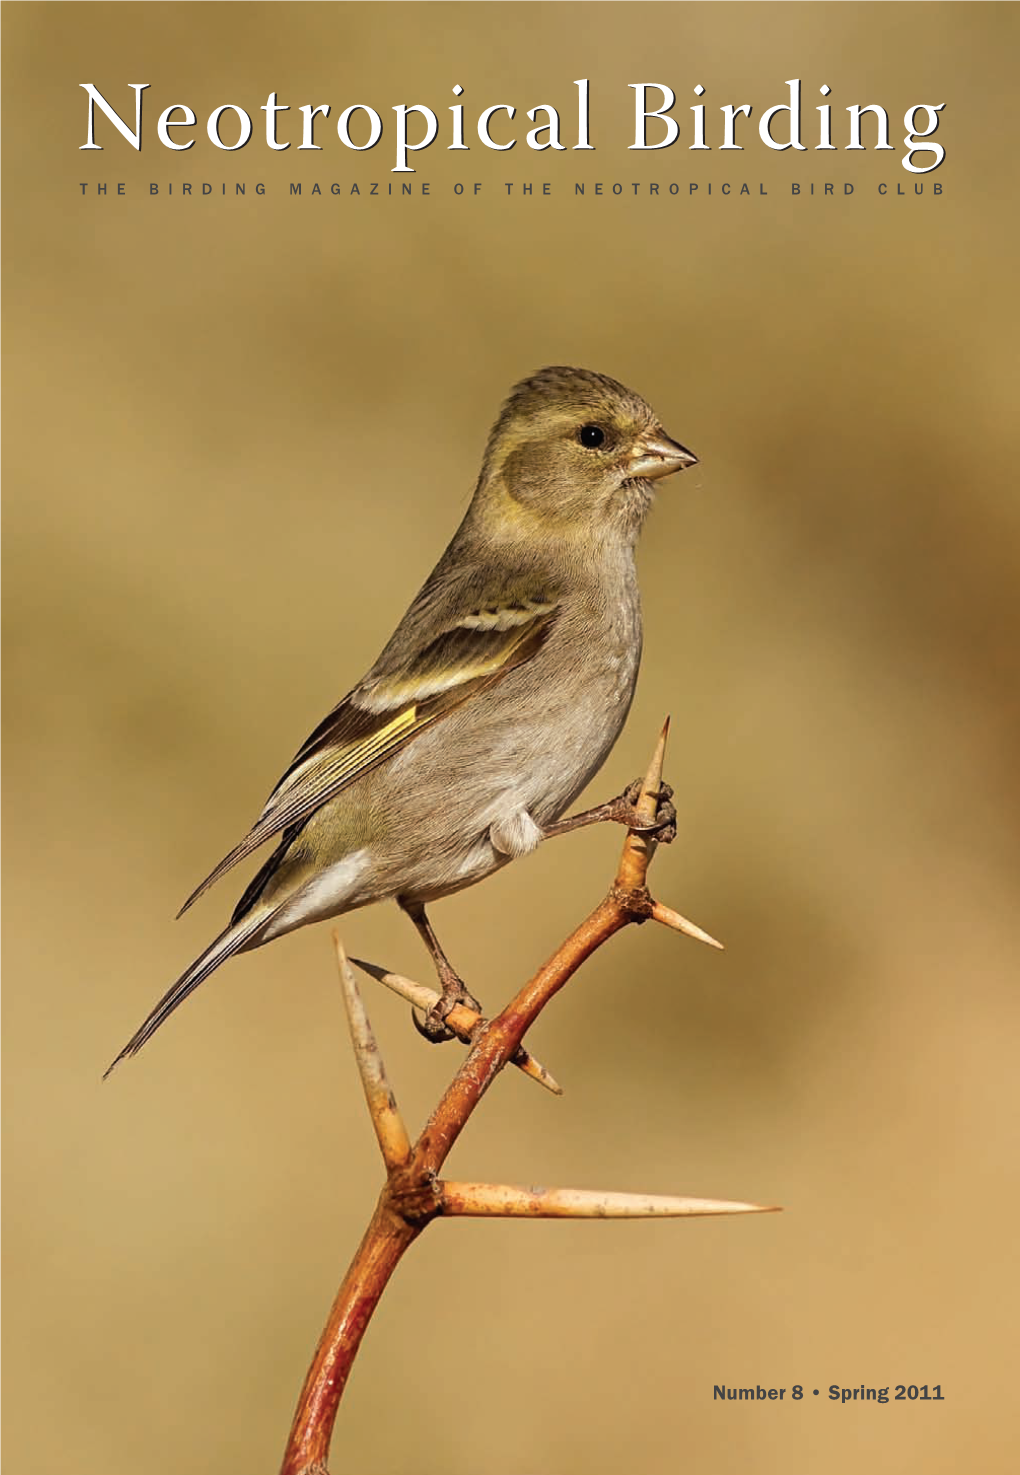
{"left": 4, "top": 4, "right": 1019, "bottom": 1473}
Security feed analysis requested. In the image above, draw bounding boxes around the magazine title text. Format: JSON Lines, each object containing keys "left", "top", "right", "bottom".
{"left": 80, "top": 80, "right": 946, "bottom": 175}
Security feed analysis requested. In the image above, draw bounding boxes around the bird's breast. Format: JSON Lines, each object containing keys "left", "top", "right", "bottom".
{"left": 505, "top": 592, "right": 643, "bottom": 824}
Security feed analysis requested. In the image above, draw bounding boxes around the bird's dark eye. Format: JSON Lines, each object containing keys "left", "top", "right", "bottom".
{"left": 578, "top": 424, "right": 605, "bottom": 449}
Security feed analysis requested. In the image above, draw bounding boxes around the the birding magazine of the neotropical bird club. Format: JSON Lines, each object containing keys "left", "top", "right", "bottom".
{"left": 3, "top": 5, "right": 1018, "bottom": 1474}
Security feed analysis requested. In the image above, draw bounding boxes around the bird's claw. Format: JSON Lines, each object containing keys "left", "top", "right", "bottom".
{"left": 412, "top": 978, "right": 484, "bottom": 1045}
{"left": 612, "top": 779, "right": 677, "bottom": 844}
{"left": 412, "top": 1006, "right": 456, "bottom": 1044}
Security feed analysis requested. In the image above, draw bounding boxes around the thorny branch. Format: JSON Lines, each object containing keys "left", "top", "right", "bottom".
{"left": 279, "top": 720, "right": 776, "bottom": 1475}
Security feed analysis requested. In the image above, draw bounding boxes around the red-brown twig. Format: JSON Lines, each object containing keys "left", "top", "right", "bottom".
{"left": 279, "top": 720, "right": 776, "bottom": 1475}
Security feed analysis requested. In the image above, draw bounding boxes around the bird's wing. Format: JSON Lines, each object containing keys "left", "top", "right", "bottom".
{"left": 177, "top": 591, "right": 559, "bottom": 915}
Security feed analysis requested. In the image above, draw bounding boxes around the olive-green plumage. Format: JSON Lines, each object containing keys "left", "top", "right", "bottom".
{"left": 107, "top": 366, "right": 696, "bottom": 1073}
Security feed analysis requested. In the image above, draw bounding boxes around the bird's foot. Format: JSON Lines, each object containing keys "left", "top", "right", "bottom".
{"left": 412, "top": 974, "right": 484, "bottom": 1045}
{"left": 542, "top": 780, "right": 677, "bottom": 844}
{"left": 608, "top": 779, "right": 677, "bottom": 843}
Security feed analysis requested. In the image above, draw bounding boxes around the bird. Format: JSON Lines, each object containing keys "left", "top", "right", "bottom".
{"left": 105, "top": 366, "right": 697, "bottom": 1076}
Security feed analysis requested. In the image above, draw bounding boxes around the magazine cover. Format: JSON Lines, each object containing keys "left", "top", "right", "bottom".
{"left": 4, "top": 4, "right": 1017, "bottom": 1472}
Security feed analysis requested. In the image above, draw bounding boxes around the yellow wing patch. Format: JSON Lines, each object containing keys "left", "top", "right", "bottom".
{"left": 176, "top": 703, "right": 421, "bottom": 915}
{"left": 273, "top": 703, "right": 418, "bottom": 804}
{"left": 177, "top": 597, "right": 558, "bottom": 917}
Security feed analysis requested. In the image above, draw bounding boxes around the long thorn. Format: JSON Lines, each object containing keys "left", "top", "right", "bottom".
{"left": 637, "top": 715, "right": 670, "bottom": 822}
{"left": 440, "top": 1181, "right": 779, "bottom": 1218}
{"left": 618, "top": 716, "right": 670, "bottom": 889}
{"left": 349, "top": 957, "right": 563, "bottom": 1095}
{"left": 334, "top": 935, "right": 411, "bottom": 1171}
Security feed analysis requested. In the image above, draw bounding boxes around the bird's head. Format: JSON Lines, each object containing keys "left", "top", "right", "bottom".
{"left": 474, "top": 366, "right": 697, "bottom": 543}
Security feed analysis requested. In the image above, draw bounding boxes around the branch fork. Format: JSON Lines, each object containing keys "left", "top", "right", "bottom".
{"left": 280, "top": 720, "right": 777, "bottom": 1475}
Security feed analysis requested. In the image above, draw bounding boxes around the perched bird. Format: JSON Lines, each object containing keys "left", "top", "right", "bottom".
{"left": 106, "top": 366, "right": 696, "bottom": 1075}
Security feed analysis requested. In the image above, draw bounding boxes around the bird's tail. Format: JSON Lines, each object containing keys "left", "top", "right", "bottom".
{"left": 103, "top": 909, "right": 274, "bottom": 1078}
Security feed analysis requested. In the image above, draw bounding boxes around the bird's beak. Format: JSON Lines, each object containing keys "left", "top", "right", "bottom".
{"left": 628, "top": 430, "right": 699, "bottom": 481}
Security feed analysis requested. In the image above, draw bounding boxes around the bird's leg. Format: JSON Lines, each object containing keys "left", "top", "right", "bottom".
{"left": 543, "top": 780, "right": 677, "bottom": 844}
{"left": 400, "top": 901, "right": 482, "bottom": 1044}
